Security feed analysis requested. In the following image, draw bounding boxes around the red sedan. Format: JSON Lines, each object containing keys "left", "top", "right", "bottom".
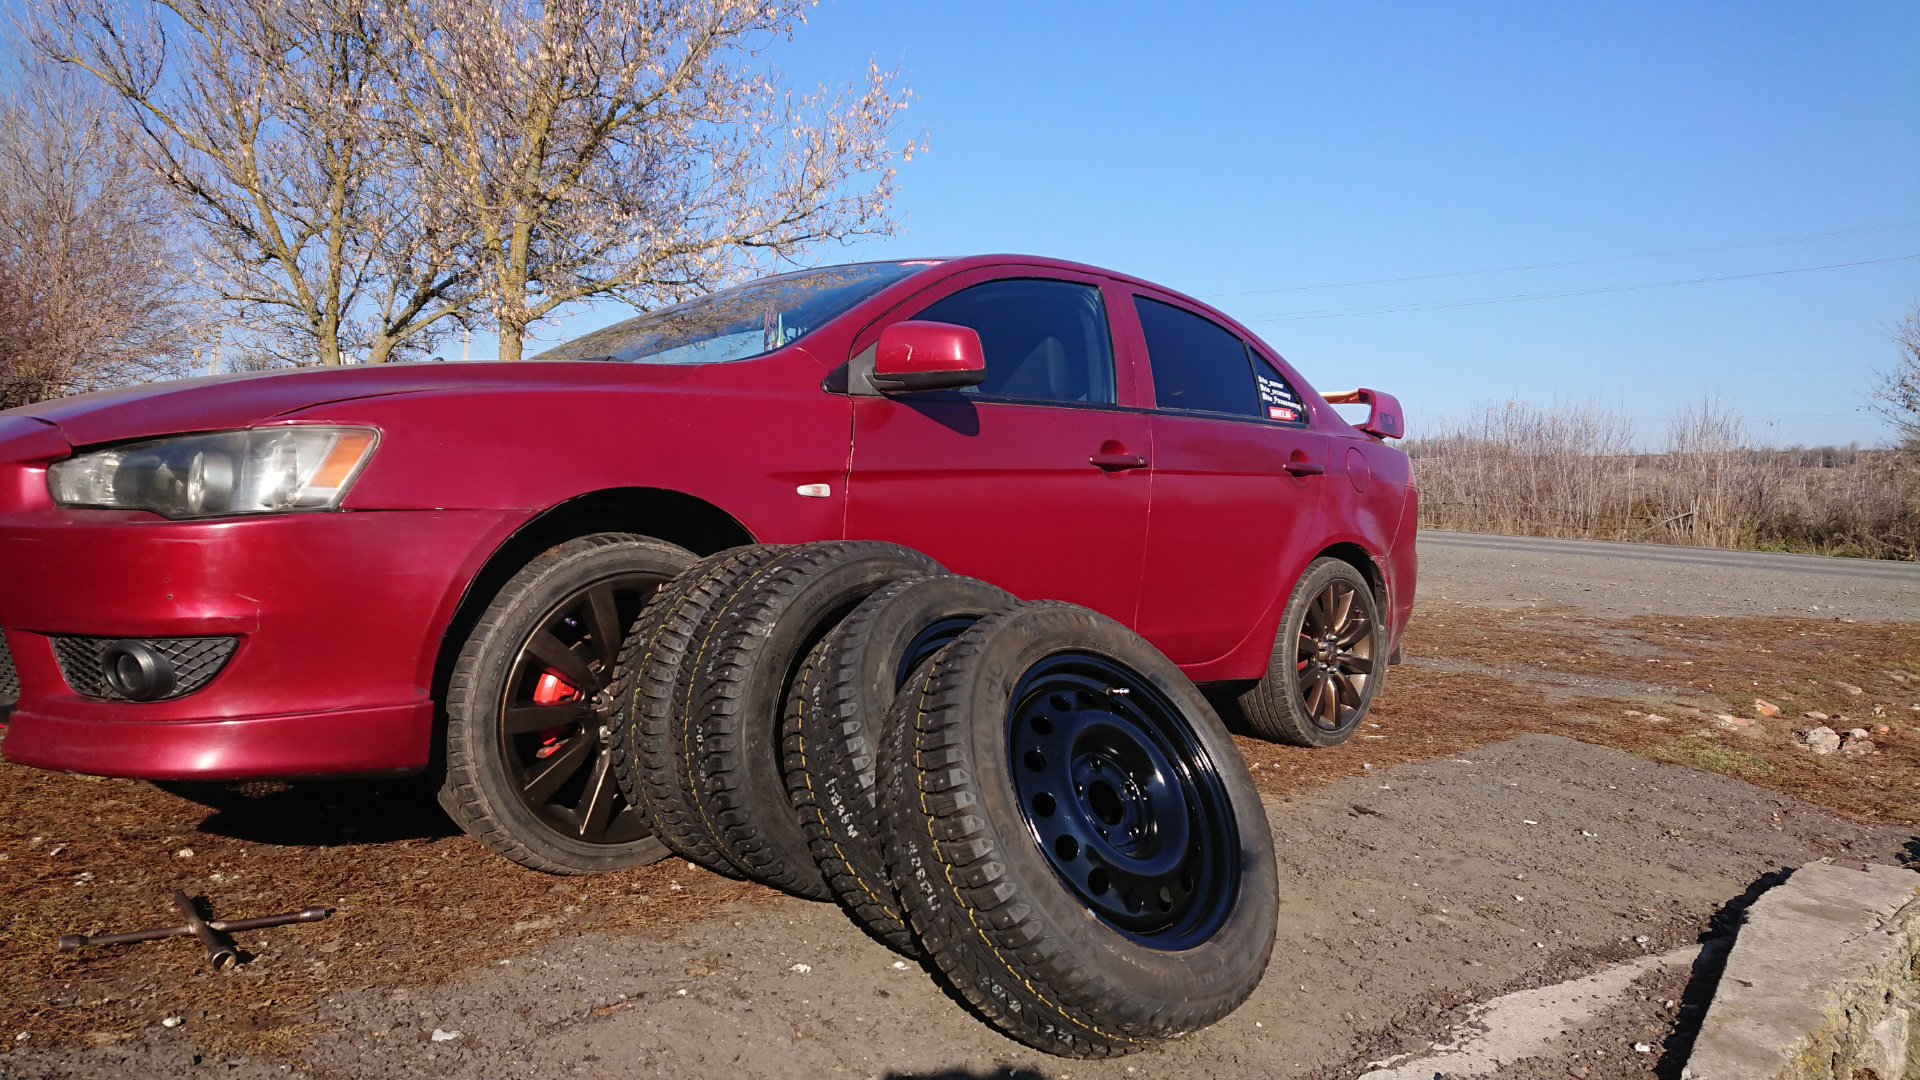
{"left": 0, "top": 254, "right": 1415, "bottom": 873}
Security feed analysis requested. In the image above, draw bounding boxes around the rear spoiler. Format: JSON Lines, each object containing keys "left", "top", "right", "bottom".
{"left": 1320, "top": 388, "right": 1404, "bottom": 440}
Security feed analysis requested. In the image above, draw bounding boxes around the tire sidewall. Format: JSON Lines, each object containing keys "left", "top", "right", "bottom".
{"left": 953, "top": 605, "right": 1276, "bottom": 1021}
{"left": 455, "top": 538, "right": 688, "bottom": 871}
{"left": 1276, "top": 557, "right": 1386, "bottom": 747}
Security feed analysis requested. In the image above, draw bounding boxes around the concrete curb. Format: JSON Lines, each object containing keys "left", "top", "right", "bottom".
{"left": 1684, "top": 861, "right": 1920, "bottom": 1080}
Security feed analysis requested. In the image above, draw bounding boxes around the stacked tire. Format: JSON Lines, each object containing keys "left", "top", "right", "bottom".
{"left": 608, "top": 542, "right": 1277, "bottom": 1058}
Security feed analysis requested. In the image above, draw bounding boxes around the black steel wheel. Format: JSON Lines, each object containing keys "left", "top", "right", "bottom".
{"left": 1236, "top": 556, "right": 1384, "bottom": 747}
{"left": 441, "top": 533, "right": 696, "bottom": 874}
{"left": 881, "top": 602, "right": 1276, "bottom": 1058}
{"left": 1007, "top": 653, "right": 1237, "bottom": 949}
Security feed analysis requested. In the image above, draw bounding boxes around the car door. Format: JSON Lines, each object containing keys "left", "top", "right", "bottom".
{"left": 843, "top": 270, "right": 1152, "bottom": 623}
{"left": 1126, "top": 294, "right": 1328, "bottom": 666}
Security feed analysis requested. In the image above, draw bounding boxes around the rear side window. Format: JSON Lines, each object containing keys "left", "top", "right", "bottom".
{"left": 911, "top": 279, "right": 1116, "bottom": 405}
{"left": 1252, "top": 355, "right": 1306, "bottom": 424}
{"left": 1135, "top": 296, "right": 1258, "bottom": 418}
{"left": 1136, "top": 296, "right": 1306, "bottom": 424}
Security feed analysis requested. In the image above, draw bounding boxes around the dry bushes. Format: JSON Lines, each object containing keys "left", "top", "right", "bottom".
{"left": 1408, "top": 398, "right": 1920, "bottom": 560}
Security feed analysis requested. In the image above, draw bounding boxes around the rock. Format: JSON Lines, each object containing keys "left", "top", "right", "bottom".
{"left": 1754, "top": 698, "right": 1781, "bottom": 717}
{"left": 430, "top": 1029, "right": 461, "bottom": 1042}
{"left": 1873, "top": 725, "right": 1891, "bottom": 735}
{"left": 1847, "top": 728, "right": 1869, "bottom": 739}
{"left": 1716, "top": 714, "right": 1752, "bottom": 730}
{"left": 1800, "top": 727, "right": 1841, "bottom": 755}
{"left": 1833, "top": 680, "right": 1864, "bottom": 696}
{"left": 1803, "top": 711, "right": 1829, "bottom": 721}
{"left": 1643, "top": 714, "right": 1672, "bottom": 723}
{"left": 1840, "top": 739, "right": 1876, "bottom": 756}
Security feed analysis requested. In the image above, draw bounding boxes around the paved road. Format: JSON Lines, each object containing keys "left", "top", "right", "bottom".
{"left": 1418, "top": 530, "right": 1920, "bottom": 621}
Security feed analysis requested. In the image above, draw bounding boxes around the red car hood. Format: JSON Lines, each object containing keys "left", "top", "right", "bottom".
{"left": 9, "top": 362, "right": 614, "bottom": 449}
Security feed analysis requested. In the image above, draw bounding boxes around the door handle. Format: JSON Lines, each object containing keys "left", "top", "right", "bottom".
{"left": 1283, "top": 460, "right": 1325, "bottom": 476}
{"left": 1089, "top": 453, "right": 1149, "bottom": 471}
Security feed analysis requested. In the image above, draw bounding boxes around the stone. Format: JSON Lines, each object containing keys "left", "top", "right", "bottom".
{"left": 1840, "top": 739, "right": 1876, "bottom": 756}
{"left": 1803, "top": 711, "right": 1829, "bottom": 721}
{"left": 1800, "top": 727, "right": 1841, "bottom": 754}
{"left": 1848, "top": 728, "right": 1870, "bottom": 739}
{"left": 1833, "top": 680, "right": 1865, "bottom": 696}
{"left": 1683, "top": 861, "right": 1919, "bottom": 1080}
{"left": 1754, "top": 698, "right": 1781, "bottom": 717}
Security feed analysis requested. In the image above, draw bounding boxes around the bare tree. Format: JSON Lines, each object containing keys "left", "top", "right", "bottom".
{"left": 1872, "top": 304, "right": 1920, "bottom": 455}
{"left": 0, "top": 61, "right": 197, "bottom": 408}
{"left": 376, "top": 0, "right": 913, "bottom": 361}
{"left": 27, "top": 0, "right": 469, "bottom": 365}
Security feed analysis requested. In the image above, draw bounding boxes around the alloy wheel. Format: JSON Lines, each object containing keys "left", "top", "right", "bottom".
{"left": 1293, "top": 579, "right": 1375, "bottom": 731}
{"left": 498, "top": 573, "right": 662, "bottom": 845}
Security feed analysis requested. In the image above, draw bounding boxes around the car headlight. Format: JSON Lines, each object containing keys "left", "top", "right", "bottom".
{"left": 48, "top": 426, "right": 378, "bottom": 519}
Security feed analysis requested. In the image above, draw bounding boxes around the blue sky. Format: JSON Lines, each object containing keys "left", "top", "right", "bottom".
{"left": 532, "top": 2, "right": 1920, "bottom": 448}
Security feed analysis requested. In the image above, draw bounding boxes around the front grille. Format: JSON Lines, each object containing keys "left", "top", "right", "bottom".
{"left": 0, "top": 633, "right": 17, "bottom": 707}
{"left": 50, "top": 636, "right": 237, "bottom": 700}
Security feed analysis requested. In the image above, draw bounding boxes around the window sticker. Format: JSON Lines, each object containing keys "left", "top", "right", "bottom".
{"left": 1255, "top": 371, "right": 1302, "bottom": 420}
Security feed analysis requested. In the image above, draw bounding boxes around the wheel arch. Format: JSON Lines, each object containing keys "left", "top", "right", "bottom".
{"left": 421, "top": 487, "right": 757, "bottom": 774}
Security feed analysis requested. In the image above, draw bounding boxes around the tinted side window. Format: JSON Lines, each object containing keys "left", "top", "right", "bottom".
{"left": 1135, "top": 296, "right": 1257, "bottom": 418}
{"left": 912, "top": 279, "right": 1116, "bottom": 405}
{"left": 1252, "top": 355, "right": 1307, "bottom": 424}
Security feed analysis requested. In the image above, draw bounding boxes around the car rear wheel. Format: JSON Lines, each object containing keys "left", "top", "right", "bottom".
{"left": 1236, "top": 556, "right": 1383, "bottom": 748}
{"left": 440, "top": 533, "right": 695, "bottom": 874}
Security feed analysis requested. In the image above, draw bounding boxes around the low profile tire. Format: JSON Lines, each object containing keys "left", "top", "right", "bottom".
{"left": 440, "top": 533, "right": 695, "bottom": 874}
{"left": 1237, "top": 556, "right": 1385, "bottom": 748}
{"left": 783, "top": 574, "right": 1018, "bottom": 953}
{"left": 881, "top": 602, "right": 1277, "bottom": 1058}
{"left": 679, "top": 541, "right": 943, "bottom": 900}
{"left": 611, "top": 545, "right": 785, "bottom": 879}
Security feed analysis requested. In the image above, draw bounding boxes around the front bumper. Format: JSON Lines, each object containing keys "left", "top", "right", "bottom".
{"left": 0, "top": 506, "right": 520, "bottom": 780}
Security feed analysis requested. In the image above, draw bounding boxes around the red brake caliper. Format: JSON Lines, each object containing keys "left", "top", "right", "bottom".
{"left": 531, "top": 671, "right": 580, "bottom": 759}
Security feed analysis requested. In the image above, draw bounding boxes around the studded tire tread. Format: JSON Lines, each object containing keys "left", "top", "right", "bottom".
{"left": 881, "top": 602, "right": 1277, "bottom": 1058}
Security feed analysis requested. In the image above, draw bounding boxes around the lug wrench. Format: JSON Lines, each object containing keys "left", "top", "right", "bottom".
{"left": 58, "top": 901, "right": 330, "bottom": 969}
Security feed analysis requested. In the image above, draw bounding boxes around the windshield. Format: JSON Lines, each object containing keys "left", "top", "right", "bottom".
{"left": 535, "top": 261, "right": 941, "bottom": 365}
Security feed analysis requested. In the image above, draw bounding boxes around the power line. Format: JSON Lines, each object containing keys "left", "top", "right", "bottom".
{"left": 1209, "top": 222, "right": 1920, "bottom": 298}
{"left": 1244, "top": 253, "right": 1920, "bottom": 322}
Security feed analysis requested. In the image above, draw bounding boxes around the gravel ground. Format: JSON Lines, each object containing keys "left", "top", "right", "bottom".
{"left": 8, "top": 734, "right": 1911, "bottom": 1080}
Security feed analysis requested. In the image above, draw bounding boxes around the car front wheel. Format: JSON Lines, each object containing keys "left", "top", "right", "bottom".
{"left": 440, "top": 533, "right": 695, "bottom": 874}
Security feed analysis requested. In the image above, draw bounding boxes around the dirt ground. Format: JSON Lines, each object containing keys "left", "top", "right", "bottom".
{"left": 2, "top": 535, "right": 1916, "bottom": 1078}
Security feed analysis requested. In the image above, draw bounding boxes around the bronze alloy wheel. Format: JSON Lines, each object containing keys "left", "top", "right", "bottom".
{"left": 1234, "top": 557, "right": 1384, "bottom": 747}
{"left": 1293, "top": 576, "right": 1375, "bottom": 732}
{"left": 499, "top": 573, "right": 664, "bottom": 846}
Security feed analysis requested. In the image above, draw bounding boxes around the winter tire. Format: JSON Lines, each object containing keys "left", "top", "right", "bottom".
{"left": 611, "top": 544, "right": 785, "bottom": 878}
{"left": 676, "top": 541, "right": 943, "bottom": 899}
{"left": 881, "top": 601, "right": 1277, "bottom": 1058}
{"left": 783, "top": 574, "right": 1018, "bottom": 953}
{"left": 439, "top": 533, "right": 695, "bottom": 874}
{"left": 1237, "top": 556, "right": 1384, "bottom": 747}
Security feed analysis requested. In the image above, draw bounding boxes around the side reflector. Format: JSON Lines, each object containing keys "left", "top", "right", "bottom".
{"left": 795, "top": 483, "right": 831, "bottom": 498}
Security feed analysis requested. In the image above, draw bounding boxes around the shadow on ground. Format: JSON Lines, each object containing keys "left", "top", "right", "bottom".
{"left": 157, "top": 776, "right": 460, "bottom": 846}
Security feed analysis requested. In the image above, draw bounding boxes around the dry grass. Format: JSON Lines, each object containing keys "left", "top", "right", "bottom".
{"left": 1, "top": 608, "right": 1915, "bottom": 1053}
{"left": 1230, "top": 605, "right": 1920, "bottom": 828}
{"left": 1408, "top": 398, "right": 1920, "bottom": 560}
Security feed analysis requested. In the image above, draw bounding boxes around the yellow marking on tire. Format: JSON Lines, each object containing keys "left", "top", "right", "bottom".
{"left": 909, "top": 662, "right": 1138, "bottom": 1047}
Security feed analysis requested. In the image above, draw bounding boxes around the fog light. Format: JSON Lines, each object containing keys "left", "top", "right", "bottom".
{"left": 99, "top": 641, "right": 178, "bottom": 701}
